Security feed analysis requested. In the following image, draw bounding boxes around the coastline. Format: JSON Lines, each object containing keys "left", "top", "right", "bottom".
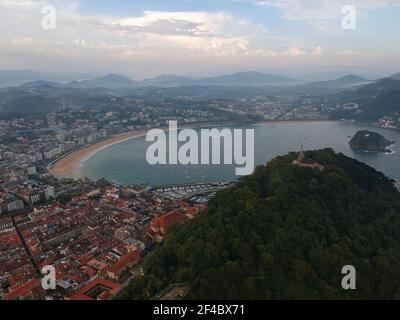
{"left": 49, "top": 130, "right": 147, "bottom": 178}
{"left": 47, "top": 119, "right": 378, "bottom": 180}
{"left": 48, "top": 121, "right": 239, "bottom": 179}
{"left": 256, "top": 119, "right": 336, "bottom": 125}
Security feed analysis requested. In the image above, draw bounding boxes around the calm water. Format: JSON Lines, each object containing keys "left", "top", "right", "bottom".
{"left": 75, "top": 122, "right": 400, "bottom": 186}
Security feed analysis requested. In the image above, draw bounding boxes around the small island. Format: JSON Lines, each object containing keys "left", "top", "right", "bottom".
{"left": 349, "top": 130, "right": 395, "bottom": 153}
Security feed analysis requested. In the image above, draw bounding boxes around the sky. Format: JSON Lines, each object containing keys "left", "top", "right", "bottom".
{"left": 0, "top": 0, "right": 399, "bottom": 79}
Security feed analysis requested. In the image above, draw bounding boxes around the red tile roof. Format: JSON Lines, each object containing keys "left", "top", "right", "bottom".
{"left": 150, "top": 211, "right": 186, "bottom": 233}
{"left": 108, "top": 250, "right": 140, "bottom": 274}
{"left": 69, "top": 278, "right": 121, "bottom": 300}
{"left": 3, "top": 279, "right": 41, "bottom": 300}
{"left": 186, "top": 207, "right": 197, "bottom": 215}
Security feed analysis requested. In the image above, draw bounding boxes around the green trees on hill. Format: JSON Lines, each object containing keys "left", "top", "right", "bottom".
{"left": 117, "top": 148, "right": 400, "bottom": 299}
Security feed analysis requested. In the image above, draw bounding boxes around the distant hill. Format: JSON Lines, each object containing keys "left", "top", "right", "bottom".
{"left": 298, "top": 72, "right": 359, "bottom": 82}
{"left": 0, "top": 95, "right": 59, "bottom": 114}
{"left": 68, "top": 74, "right": 138, "bottom": 89}
{"left": 335, "top": 74, "right": 369, "bottom": 85}
{"left": 353, "top": 78, "right": 400, "bottom": 97}
{"left": 0, "top": 69, "right": 101, "bottom": 88}
{"left": 127, "top": 85, "right": 283, "bottom": 100}
{"left": 117, "top": 149, "right": 400, "bottom": 300}
{"left": 19, "top": 80, "right": 62, "bottom": 89}
{"left": 3, "top": 70, "right": 399, "bottom": 89}
{"left": 196, "top": 71, "right": 301, "bottom": 86}
{"left": 138, "top": 71, "right": 301, "bottom": 87}
{"left": 391, "top": 72, "right": 400, "bottom": 80}
{"left": 141, "top": 74, "right": 195, "bottom": 87}
{"left": 0, "top": 70, "right": 44, "bottom": 87}
{"left": 325, "top": 78, "right": 400, "bottom": 121}
{"left": 297, "top": 74, "right": 369, "bottom": 90}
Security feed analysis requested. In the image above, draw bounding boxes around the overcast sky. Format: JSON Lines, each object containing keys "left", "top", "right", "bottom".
{"left": 0, "top": 0, "right": 399, "bottom": 79}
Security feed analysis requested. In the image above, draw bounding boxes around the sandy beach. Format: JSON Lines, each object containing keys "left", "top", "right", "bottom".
{"left": 257, "top": 119, "right": 335, "bottom": 125}
{"left": 49, "top": 120, "right": 336, "bottom": 178}
{"left": 49, "top": 130, "right": 147, "bottom": 177}
{"left": 48, "top": 122, "right": 232, "bottom": 178}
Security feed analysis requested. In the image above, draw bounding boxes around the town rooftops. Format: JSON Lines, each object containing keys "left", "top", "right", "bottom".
{"left": 68, "top": 278, "right": 121, "bottom": 300}
{"left": 3, "top": 279, "right": 41, "bottom": 300}
{"left": 108, "top": 250, "right": 140, "bottom": 275}
{"left": 150, "top": 210, "right": 186, "bottom": 234}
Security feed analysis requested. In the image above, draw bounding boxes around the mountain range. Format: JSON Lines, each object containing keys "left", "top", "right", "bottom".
{"left": 0, "top": 70, "right": 101, "bottom": 88}
{"left": 3, "top": 69, "right": 396, "bottom": 89}
{"left": 65, "top": 71, "right": 301, "bottom": 88}
{"left": 1, "top": 71, "right": 399, "bottom": 115}
{"left": 68, "top": 74, "right": 138, "bottom": 89}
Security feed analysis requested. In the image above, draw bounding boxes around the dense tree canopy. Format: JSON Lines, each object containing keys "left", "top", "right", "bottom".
{"left": 117, "top": 149, "right": 400, "bottom": 299}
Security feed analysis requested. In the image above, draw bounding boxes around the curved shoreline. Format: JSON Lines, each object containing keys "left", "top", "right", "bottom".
{"left": 48, "top": 120, "right": 338, "bottom": 179}
{"left": 49, "top": 130, "right": 147, "bottom": 178}
{"left": 48, "top": 120, "right": 243, "bottom": 178}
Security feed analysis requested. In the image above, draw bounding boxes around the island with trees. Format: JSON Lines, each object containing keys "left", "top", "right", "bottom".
{"left": 349, "top": 130, "right": 395, "bottom": 153}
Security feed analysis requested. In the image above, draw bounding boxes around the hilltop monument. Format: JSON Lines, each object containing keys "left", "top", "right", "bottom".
{"left": 292, "top": 146, "right": 324, "bottom": 171}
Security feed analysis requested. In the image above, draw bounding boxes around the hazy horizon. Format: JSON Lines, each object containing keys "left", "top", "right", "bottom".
{"left": 0, "top": 68, "right": 394, "bottom": 82}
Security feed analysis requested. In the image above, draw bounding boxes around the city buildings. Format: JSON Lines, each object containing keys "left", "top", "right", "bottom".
{"left": 1, "top": 96, "right": 395, "bottom": 300}
{"left": 0, "top": 177, "right": 221, "bottom": 299}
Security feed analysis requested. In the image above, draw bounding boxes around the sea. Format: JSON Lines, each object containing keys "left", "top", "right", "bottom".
{"left": 73, "top": 121, "right": 400, "bottom": 186}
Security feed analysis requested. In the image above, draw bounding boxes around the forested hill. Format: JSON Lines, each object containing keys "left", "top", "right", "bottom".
{"left": 117, "top": 149, "right": 400, "bottom": 300}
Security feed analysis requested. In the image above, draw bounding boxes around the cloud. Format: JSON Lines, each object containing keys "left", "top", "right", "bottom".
{"left": 312, "top": 46, "right": 322, "bottom": 55}
{"left": 285, "top": 47, "right": 306, "bottom": 56}
{"left": 0, "top": 0, "right": 398, "bottom": 77}
{"left": 0, "top": 3, "right": 273, "bottom": 75}
{"left": 111, "top": 11, "right": 208, "bottom": 37}
{"left": 252, "top": 0, "right": 400, "bottom": 21}
{"left": 113, "top": 18, "right": 203, "bottom": 37}
{"left": 0, "top": 4, "right": 264, "bottom": 51}
{"left": 0, "top": 0, "right": 44, "bottom": 7}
